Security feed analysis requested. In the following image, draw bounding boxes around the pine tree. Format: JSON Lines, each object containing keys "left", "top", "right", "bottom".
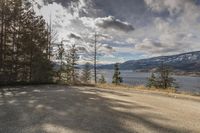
{"left": 81, "top": 62, "right": 91, "bottom": 84}
{"left": 65, "top": 52, "right": 72, "bottom": 84}
{"left": 56, "top": 43, "right": 79, "bottom": 85}
{"left": 99, "top": 74, "right": 106, "bottom": 84}
{"left": 147, "top": 62, "right": 177, "bottom": 89}
{"left": 157, "top": 63, "right": 176, "bottom": 89}
{"left": 0, "top": 0, "right": 53, "bottom": 84}
{"left": 112, "top": 63, "right": 123, "bottom": 85}
{"left": 70, "top": 44, "right": 79, "bottom": 84}
{"left": 56, "top": 41, "right": 65, "bottom": 82}
{"left": 0, "top": 0, "right": 5, "bottom": 81}
{"left": 147, "top": 73, "right": 157, "bottom": 88}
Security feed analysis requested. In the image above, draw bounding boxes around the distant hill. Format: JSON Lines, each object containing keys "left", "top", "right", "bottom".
{"left": 98, "top": 51, "right": 200, "bottom": 72}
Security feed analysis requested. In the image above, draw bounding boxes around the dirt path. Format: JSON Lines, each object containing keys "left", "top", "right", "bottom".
{"left": 0, "top": 85, "right": 200, "bottom": 133}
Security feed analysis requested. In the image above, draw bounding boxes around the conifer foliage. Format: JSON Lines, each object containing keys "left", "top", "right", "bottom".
{"left": 55, "top": 43, "right": 79, "bottom": 85}
{"left": 81, "top": 62, "right": 91, "bottom": 84}
{"left": 147, "top": 63, "right": 177, "bottom": 89}
{"left": 147, "top": 73, "right": 157, "bottom": 88}
{"left": 0, "top": 0, "right": 53, "bottom": 84}
{"left": 99, "top": 74, "right": 106, "bottom": 84}
{"left": 112, "top": 63, "right": 123, "bottom": 85}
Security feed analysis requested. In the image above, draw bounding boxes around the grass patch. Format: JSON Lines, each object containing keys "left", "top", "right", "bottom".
{"left": 96, "top": 83, "right": 200, "bottom": 98}
{"left": 97, "top": 83, "right": 177, "bottom": 93}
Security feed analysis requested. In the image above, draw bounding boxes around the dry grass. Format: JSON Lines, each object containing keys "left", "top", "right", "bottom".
{"left": 96, "top": 84, "right": 200, "bottom": 101}
{"left": 97, "top": 83, "right": 176, "bottom": 92}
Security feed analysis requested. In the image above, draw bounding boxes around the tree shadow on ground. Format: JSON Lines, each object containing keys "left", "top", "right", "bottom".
{"left": 0, "top": 85, "right": 192, "bottom": 133}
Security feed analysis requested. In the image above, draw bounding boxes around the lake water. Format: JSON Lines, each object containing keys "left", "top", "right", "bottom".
{"left": 97, "top": 70, "right": 200, "bottom": 94}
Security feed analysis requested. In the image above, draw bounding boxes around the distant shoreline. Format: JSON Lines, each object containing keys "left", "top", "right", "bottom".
{"left": 137, "top": 70, "right": 200, "bottom": 77}
{"left": 99, "top": 69, "right": 200, "bottom": 77}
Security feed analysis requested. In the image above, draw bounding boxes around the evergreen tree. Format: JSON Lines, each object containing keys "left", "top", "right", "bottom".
{"left": 157, "top": 63, "right": 176, "bottom": 89}
{"left": 0, "top": 0, "right": 53, "bottom": 84}
{"left": 70, "top": 44, "right": 79, "bottom": 84}
{"left": 112, "top": 63, "right": 123, "bottom": 85}
{"left": 56, "top": 41, "right": 65, "bottom": 82}
{"left": 81, "top": 62, "right": 91, "bottom": 84}
{"left": 147, "top": 63, "right": 177, "bottom": 89}
{"left": 99, "top": 74, "right": 106, "bottom": 84}
{"left": 56, "top": 43, "right": 79, "bottom": 85}
{"left": 147, "top": 73, "right": 157, "bottom": 88}
{"left": 65, "top": 52, "right": 72, "bottom": 84}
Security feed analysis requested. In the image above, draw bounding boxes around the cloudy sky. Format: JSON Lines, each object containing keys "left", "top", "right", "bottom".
{"left": 32, "top": 0, "right": 200, "bottom": 64}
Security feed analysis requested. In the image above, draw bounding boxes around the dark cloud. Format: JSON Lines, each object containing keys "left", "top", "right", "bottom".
{"left": 43, "top": 0, "right": 78, "bottom": 6}
{"left": 105, "top": 46, "right": 113, "bottom": 50}
{"left": 37, "top": 0, "right": 200, "bottom": 60}
{"left": 49, "top": 0, "right": 150, "bottom": 27}
{"left": 95, "top": 16, "right": 134, "bottom": 32}
{"left": 135, "top": 38, "right": 192, "bottom": 55}
{"left": 77, "top": 47, "right": 87, "bottom": 52}
{"left": 68, "top": 33, "right": 82, "bottom": 40}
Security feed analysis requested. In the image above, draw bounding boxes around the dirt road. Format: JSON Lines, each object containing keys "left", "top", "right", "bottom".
{"left": 0, "top": 85, "right": 200, "bottom": 133}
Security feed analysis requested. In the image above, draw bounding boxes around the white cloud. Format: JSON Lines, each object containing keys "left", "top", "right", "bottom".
{"left": 95, "top": 16, "right": 134, "bottom": 32}
{"left": 31, "top": 0, "right": 200, "bottom": 63}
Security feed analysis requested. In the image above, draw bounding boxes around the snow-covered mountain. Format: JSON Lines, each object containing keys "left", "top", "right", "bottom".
{"left": 99, "top": 51, "right": 200, "bottom": 72}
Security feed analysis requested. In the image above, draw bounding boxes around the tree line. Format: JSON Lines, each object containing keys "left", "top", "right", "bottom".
{"left": 0, "top": 0, "right": 53, "bottom": 85}
{"left": 0, "top": 0, "right": 104, "bottom": 85}
{"left": 0, "top": 0, "right": 177, "bottom": 88}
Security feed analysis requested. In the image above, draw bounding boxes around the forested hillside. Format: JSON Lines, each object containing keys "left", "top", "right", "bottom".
{"left": 99, "top": 51, "right": 200, "bottom": 72}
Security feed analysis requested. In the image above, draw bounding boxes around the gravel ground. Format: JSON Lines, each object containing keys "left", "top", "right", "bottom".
{"left": 0, "top": 85, "right": 200, "bottom": 133}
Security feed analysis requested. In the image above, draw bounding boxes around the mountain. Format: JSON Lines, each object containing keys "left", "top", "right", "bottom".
{"left": 98, "top": 51, "right": 200, "bottom": 72}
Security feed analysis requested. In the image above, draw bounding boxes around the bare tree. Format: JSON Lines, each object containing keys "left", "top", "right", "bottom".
{"left": 93, "top": 32, "right": 110, "bottom": 84}
{"left": 94, "top": 32, "right": 97, "bottom": 84}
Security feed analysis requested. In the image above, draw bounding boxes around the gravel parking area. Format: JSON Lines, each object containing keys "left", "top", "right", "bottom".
{"left": 0, "top": 85, "right": 200, "bottom": 133}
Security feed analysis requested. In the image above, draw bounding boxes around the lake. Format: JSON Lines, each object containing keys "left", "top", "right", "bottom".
{"left": 97, "top": 70, "right": 200, "bottom": 94}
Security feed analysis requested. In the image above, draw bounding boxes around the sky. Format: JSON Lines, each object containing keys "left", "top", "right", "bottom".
{"left": 31, "top": 0, "right": 200, "bottom": 64}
